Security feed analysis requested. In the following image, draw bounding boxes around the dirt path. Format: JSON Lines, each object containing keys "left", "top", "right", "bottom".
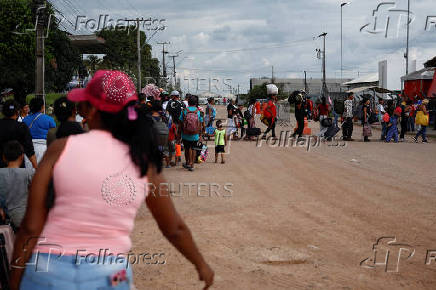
{"left": 131, "top": 106, "right": 436, "bottom": 289}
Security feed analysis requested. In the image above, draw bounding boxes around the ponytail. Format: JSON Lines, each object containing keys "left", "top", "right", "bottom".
{"left": 100, "top": 101, "right": 163, "bottom": 177}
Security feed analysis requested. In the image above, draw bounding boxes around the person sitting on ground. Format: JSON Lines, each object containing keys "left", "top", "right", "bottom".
{"left": 386, "top": 107, "right": 402, "bottom": 143}
{"left": 178, "top": 95, "right": 203, "bottom": 172}
{"left": 214, "top": 120, "right": 227, "bottom": 164}
{"left": 0, "top": 141, "right": 34, "bottom": 230}
{"left": 47, "top": 97, "right": 84, "bottom": 146}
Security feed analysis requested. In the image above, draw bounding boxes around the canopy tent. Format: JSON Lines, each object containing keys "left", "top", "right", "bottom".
{"left": 342, "top": 73, "right": 378, "bottom": 86}
{"left": 401, "top": 67, "right": 435, "bottom": 100}
{"left": 346, "top": 86, "right": 392, "bottom": 94}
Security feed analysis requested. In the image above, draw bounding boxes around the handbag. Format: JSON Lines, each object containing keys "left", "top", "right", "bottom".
{"left": 321, "top": 117, "right": 333, "bottom": 128}
{"left": 363, "top": 123, "right": 372, "bottom": 137}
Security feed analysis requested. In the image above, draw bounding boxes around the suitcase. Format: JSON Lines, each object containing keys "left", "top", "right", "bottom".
{"left": 324, "top": 125, "right": 340, "bottom": 140}
{"left": 0, "top": 226, "right": 14, "bottom": 290}
{"left": 246, "top": 128, "right": 261, "bottom": 136}
{"left": 0, "top": 225, "right": 14, "bottom": 264}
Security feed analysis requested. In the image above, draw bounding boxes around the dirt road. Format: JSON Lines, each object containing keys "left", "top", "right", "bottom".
{"left": 131, "top": 106, "right": 436, "bottom": 289}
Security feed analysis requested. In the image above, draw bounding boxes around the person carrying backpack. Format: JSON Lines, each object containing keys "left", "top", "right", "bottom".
{"left": 178, "top": 95, "right": 203, "bottom": 171}
{"left": 151, "top": 101, "right": 170, "bottom": 168}
{"left": 167, "top": 91, "right": 185, "bottom": 124}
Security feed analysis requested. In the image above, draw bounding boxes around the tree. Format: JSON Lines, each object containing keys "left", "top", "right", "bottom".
{"left": 0, "top": 0, "right": 84, "bottom": 104}
{"left": 424, "top": 56, "right": 436, "bottom": 68}
{"left": 97, "top": 28, "right": 160, "bottom": 90}
{"left": 0, "top": 0, "right": 35, "bottom": 104}
{"left": 83, "top": 55, "right": 102, "bottom": 74}
{"left": 247, "top": 83, "right": 288, "bottom": 102}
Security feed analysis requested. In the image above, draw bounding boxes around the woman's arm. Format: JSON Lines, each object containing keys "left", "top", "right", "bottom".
{"left": 9, "top": 138, "right": 67, "bottom": 290}
{"left": 146, "top": 167, "right": 214, "bottom": 289}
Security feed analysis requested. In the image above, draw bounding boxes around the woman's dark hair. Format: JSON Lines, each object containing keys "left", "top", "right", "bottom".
{"left": 248, "top": 98, "right": 255, "bottom": 105}
{"left": 100, "top": 101, "right": 162, "bottom": 176}
{"left": 2, "top": 100, "right": 20, "bottom": 118}
{"left": 29, "top": 97, "right": 44, "bottom": 113}
{"left": 151, "top": 100, "right": 162, "bottom": 112}
{"left": 188, "top": 95, "right": 198, "bottom": 106}
{"left": 2, "top": 140, "right": 24, "bottom": 162}
{"left": 321, "top": 97, "right": 327, "bottom": 105}
{"left": 53, "top": 96, "right": 75, "bottom": 122}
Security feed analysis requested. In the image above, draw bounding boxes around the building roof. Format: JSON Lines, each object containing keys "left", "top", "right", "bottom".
{"left": 68, "top": 34, "right": 106, "bottom": 54}
{"left": 401, "top": 67, "right": 435, "bottom": 81}
{"left": 342, "top": 73, "right": 378, "bottom": 86}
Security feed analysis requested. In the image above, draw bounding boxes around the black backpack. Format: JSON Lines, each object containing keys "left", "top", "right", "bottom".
{"left": 243, "top": 110, "right": 252, "bottom": 121}
{"left": 167, "top": 100, "right": 183, "bottom": 121}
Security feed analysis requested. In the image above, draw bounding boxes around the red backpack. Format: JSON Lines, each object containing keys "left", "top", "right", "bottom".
{"left": 183, "top": 108, "right": 200, "bottom": 135}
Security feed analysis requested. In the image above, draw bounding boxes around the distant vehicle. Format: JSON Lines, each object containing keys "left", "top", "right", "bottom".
{"left": 198, "top": 97, "right": 208, "bottom": 105}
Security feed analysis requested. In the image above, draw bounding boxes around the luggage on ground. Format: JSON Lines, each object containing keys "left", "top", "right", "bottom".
{"left": 246, "top": 128, "right": 261, "bottom": 136}
{"left": 324, "top": 125, "right": 340, "bottom": 140}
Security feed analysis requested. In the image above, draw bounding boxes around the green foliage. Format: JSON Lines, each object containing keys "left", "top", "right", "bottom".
{"left": 0, "top": 0, "right": 84, "bottom": 104}
{"left": 247, "top": 83, "right": 288, "bottom": 102}
{"left": 97, "top": 28, "right": 161, "bottom": 90}
{"left": 0, "top": 0, "right": 35, "bottom": 104}
{"left": 424, "top": 56, "right": 436, "bottom": 68}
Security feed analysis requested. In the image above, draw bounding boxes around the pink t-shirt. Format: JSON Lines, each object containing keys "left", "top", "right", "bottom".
{"left": 35, "top": 130, "right": 148, "bottom": 256}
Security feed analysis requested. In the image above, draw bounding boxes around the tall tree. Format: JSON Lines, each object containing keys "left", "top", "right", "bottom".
{"left": 424, "top": 56, "right": 436, "bottom": 68}
{"left": 97, "top": 28, "right": 160, "bottom": 89}
{"left": 0, "top": 0, "right": 85, "bottom": 104}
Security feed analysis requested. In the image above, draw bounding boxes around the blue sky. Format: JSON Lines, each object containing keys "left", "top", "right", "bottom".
{"left": 53, "top": 0, "right": 436, "bottom": 93}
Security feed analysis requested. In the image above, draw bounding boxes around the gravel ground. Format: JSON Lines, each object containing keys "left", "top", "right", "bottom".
{"left": 130, "top": 105, "right": 436, "bottom": 289}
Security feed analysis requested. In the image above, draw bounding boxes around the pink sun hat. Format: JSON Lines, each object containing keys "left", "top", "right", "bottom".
{"left": 67, "top": 70, "right": 138, "bottom": 113}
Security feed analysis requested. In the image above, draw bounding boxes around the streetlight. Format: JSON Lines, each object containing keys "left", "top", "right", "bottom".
{"left": 341, "top": 2, "right": 350, "bottom": 87}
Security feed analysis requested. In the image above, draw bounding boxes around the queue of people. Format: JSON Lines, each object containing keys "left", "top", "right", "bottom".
{"left": 1, "top": 70, "right": 214, "bottom": 290}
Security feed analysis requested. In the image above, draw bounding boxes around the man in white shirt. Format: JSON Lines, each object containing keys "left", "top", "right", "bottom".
{"left": 342, "top": 93, "right": 354, "bottom": 141}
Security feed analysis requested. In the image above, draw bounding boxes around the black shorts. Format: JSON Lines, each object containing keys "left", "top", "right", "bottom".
{"left": 215, "top": 145, "right": 225, "bottom": 153}
{"left": 183, "top": 140, "right": 197, "bottom": 150}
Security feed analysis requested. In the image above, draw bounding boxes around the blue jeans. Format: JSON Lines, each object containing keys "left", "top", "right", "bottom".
{"left": 415, "top": 126, "right": 427, "bottom": 141}
{"left": 21, "top": 253, "right": 133, "bottom": 289}
{"left": 381, "top": 122, "right": 387, "bottom": 140}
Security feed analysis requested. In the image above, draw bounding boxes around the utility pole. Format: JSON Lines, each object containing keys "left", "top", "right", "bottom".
{"left": 157, "top": 42, "right": 170, "bottom": 79}
{"left": 271, "top": 66, "right": 274, "bottom": 83}
{"left": 168, "top": 50, "right": 182, "bottom": 88}
{"left": 405, "top": 0, "right": 410, "bottom": 75}
{"left": 35, "top": 0, "right": 46, "bottom": 106}
{"left": 126, "top": 18, "right": 145, "bottom": 93}
{"left": 318, "top": 32, "right": 328, "bottom": 97}
{"left": 136, "top": 19, "right": 142, "bottom": 93}
{"left": 304, "top": 71, "right": 308, "bottom": 93}
{"left": 341, "top": 2, "right": 350, "bottom": 92}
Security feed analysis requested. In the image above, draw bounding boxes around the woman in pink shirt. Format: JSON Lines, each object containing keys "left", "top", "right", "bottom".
{"left": 10, "top": 71, "right": 214, "bottom": 290}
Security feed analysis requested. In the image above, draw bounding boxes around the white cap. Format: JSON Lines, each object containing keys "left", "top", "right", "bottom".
{"left": 170, "top": 90, "right": 180, "bottom": 96}
{"left": 266, "top": 84, "right": 278, "bottom": 95}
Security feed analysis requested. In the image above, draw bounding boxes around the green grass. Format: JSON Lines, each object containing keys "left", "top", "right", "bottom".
{"left": 26, "top": 93, "right": 64, "bottom": 105}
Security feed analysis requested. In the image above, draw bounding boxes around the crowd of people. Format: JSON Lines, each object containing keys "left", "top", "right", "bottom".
{"left": 0, "top": 69, "right": 433, "bottom": 289}
{"left": 0, "top": 70, "right": 214, "bottom": 290}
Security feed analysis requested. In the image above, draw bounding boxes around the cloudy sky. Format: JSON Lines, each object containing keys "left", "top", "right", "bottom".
{"left": 54, "top": 0, "right": 435, "bottom": 93}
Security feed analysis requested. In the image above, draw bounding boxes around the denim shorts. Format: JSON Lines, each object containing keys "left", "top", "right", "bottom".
{"left": 20, "top": 253, "right": 133, "bottom": 289}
